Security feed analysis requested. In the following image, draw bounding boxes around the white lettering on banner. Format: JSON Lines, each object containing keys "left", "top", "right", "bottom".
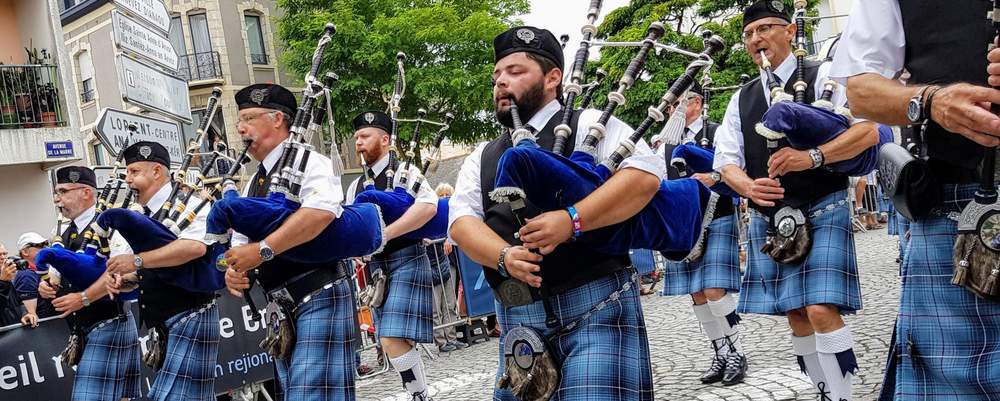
{"left": 0, "top": 352, "right": 45, "bottom": 389}
{"left": 0, "top": 365, "right": 16, "bottom": 390}
{"left": 241, "top": 305, "right": 264, "bottom": 332}
{"left": 220, "top": 317, "right": 234, "bottom": 338}
{"left": 50, "top": 356, "right": 65, "bottom": 378}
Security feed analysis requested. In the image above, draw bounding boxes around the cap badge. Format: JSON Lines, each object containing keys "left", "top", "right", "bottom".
{"left": 364, "top": 112, "right": 375, "bottom": 124}
{"left": 771, "top": 0, "right": 784, "bottom": 12}
{"left": 139, "top": 145, "right": 152, "bottom": 159}
{"left": 68, "top": 170, "right": 80, "bottom": 183}
{"left": 516, "top": 28, "right": 535, "bottom": 44}
{"left": 250, "top": 88, "right": 268, "bottom": 105}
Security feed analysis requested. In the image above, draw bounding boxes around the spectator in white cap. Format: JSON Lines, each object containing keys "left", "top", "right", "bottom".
{"left": 14, "top": 232, "right": 55, "bottom": 327}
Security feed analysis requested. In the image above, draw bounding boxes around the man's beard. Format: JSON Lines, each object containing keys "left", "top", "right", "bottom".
{"left": 495, "top": 80, "right": 546, "bottom": 129}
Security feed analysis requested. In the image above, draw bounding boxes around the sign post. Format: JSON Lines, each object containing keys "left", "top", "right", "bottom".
{"left": 112, "top": 11, "right": 178, "bottom": 71}
{"left": 93, "top": 108, "right": 184, "bottom": 166}
{"left": 112, "top": 0, "right": 170, "bottom": 34}
{"left": 116, "top": 54, "right": 192, "bottom": 122}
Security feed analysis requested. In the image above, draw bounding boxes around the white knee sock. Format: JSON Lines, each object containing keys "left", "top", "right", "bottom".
{"left": 791, "top": 334, "right": 825, "bottom": 392}
{"left": 389, "top": 347, "right": 428, "bottom": 396}
{"left": 708, "top": 294, "right": 743, "bottom": 355}
{"left": 693, "top": 303, "right": 725, "bottom": 355}
{"left": 815, "top": 327, "right": 857, "bottom": 401}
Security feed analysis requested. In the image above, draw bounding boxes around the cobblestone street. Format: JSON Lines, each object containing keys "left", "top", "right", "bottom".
{"left": 357, "top": 229, "right": 900, "bottom": 401}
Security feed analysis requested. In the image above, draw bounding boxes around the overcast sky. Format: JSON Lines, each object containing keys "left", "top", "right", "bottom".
{"left": 519, "top": 0, "right": 631, "bottom": 74}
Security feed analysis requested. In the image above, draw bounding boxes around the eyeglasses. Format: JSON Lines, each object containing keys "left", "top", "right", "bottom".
{"left": 53, "top": 187, "right": 85, "bottom": 197}
{"left": 742, "top": 23, "right": 788, "bottom": 42}
{"left": 235, "top": 111, "right": 276, "bottom": 128}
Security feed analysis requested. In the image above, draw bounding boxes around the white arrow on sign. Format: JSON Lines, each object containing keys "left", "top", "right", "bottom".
{"left": 113, "top": 0, "right": 170, "bottom": 34}
{"left": 112, "top": 11, "right": 178, "bottom": 71}
{"left": 93, "top": 107, "right": 184, "bottom": 166}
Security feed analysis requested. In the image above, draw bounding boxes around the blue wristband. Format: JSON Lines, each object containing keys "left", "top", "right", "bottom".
{"left": 566, "top": 206, "right": 582, "bottom": 238}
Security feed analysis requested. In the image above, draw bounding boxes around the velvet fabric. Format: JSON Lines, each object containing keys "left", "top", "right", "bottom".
{"left": 491, "top": 140, "right": 705, "bottom": 255}
{"left": 35, "top": 244, "right": 140, "bottom": 300}
{"left": 669, "top": 144, "right": 741, "bottom": 198}
{"left": 207, "top": 191, "right": 384, "bottom": 264}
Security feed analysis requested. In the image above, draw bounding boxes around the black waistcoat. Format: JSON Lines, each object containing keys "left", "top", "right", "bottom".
{"left": 353, "top": 163, "right": 421, "bottom": 256}
{"left": 899, "top": 0, "right": 988, "bottom": 184}
{"left": 662, "top": 123, "right": 733, "bottom": 218}
{"left": 739, "top": 60, "right": 848, "bottom": 211}
{"left": 248, "top": 166, "right": 342, "bottom": 292}
{"left": 61, "top": 213, "right": 123, "bottom": 327}
{"left": 479, "top": 109, "right": 631, "bottom": 294}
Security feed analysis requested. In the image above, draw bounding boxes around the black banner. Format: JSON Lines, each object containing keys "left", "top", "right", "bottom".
{"left": 0, "top": 289, "right": 274, "bottom": 399}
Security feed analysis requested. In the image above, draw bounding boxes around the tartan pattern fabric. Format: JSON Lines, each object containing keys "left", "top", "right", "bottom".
{"left": 494, "top": 268, "right": 653, "bottom": 401}
{"left": 739, "top": 190, "right": 863, "bottom": 315}
{"left": 368, "top": 244, "right": 434, "bottom": 344}
{"left": 72, "top": 312, "right": 142, "bottom": 401}
{"left": 890, "top": 184, "right": 1000, "bottom": 399}
{"left": 274, "top": 280, "right": 358, "bottom": 401}
{"left": 148, "top": 302, "right": 220, "bottom": 401}
{"left": 660, "top": 214, "right": 742, "bottom": 296}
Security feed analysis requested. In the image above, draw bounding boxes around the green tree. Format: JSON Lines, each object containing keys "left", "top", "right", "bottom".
{"left": 276, "top": 0, "right": 529, "bottom": 147}
{"left": 585, "top": 0, "right": 819, "bottom": 131}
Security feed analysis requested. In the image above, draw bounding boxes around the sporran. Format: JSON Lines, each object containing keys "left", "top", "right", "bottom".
{"left": 142, "top": 325, "right": 167, "bottom": 371}
{"left": 760, "top": 206, "right": 811, "bottom": 265}
{"left": 259, "top": 294, "right": 297, "bottom": 360}
{"left": 496, "top": 326, "right": 560, "bottom": 401}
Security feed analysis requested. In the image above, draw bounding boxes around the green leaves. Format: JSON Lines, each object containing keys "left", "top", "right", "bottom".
{"left": 276, "top": 0, "right": 528, "bottom": 145}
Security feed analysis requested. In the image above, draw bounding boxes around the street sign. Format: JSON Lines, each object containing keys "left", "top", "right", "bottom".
{"left": 44, "top": 141, "right": 74, "bottom": 158}
{"left": 117, "top": 54, "right": 192, "bottom": 122}
{"left": 112, "top": 11, "right": 178, "bottom": 71}
{"left": 112, "top": 0, "right": 170, "bottom": 34}
{"left": 93, "top": 107, "right": 184, "bottom": 166}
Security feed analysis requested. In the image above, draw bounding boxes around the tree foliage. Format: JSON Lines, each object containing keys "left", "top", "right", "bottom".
{"left": 276, "top": 0, "right": 529, "bottom": 146}
{"left": 586, "top": 0, "right": 819, "bottom": 131}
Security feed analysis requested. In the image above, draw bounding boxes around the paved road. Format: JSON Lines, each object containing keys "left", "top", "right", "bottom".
{"left": 356, "top": 228, "right": 901, "bottom": 401}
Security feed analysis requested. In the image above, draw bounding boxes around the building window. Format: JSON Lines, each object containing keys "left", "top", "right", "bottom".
{"left": 244, "top": 14, "right": 268, "bottom": 65}
{"left": 168, "top": 16, "right": 186, "bottom": 56}
{"left": 91, "top": 142, "right": 105, "bottom": 165}
{"left": 189, "top": 13, "right": 212, "bottom": 54}
{"left": 81, "top": 78, "right": 94, "bottom": 103}
{"left": 77, "top": 50, "right": 95, "bottom": 103}
{"left": 181, "top": 108, "right": 227, "bottom": 153}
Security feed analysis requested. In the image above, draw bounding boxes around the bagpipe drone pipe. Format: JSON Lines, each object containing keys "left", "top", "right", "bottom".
{"left": 206, "top": 29, "right": 386, "bottom": 264}
{"left": 488, "top": 25, "right": 725, "bottom": 257}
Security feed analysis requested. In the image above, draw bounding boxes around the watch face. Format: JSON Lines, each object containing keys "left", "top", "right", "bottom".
{"left": 133, "top": 256, "right": 142, "bottom": 267}
{"left": 907, "top": 99, "right": 921, "bottom": 122}
{"left": 260, "top": 247, "right": 274, "bottom": 260}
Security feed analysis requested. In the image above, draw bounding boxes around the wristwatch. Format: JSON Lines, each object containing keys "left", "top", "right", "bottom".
{"left": 259, "top": 240, "right": 275, "bottom": 262}
{"left": 906, "top": 85, "right": 932, "bottom": 123}
{"left": 133, "top": 254, "right": 144, "bottom": 269}
{"left": 709, "top": 171, "right": 722, "bottom": 184}
{"left": 808, "top": 148, "right": 825, "bottom": 169}
{"left": 497, "top": 246, "right": 511, "bottom": 278}
{"left": 79, "top": 292, "right": 90, "bottom": 307}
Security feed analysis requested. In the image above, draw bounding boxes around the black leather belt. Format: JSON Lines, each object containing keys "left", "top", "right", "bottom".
{"left": 265, "top": 264, "right": 348, "bottom": 308}
{"left": 76, "top": 301, "right": 120, "bottom": 331}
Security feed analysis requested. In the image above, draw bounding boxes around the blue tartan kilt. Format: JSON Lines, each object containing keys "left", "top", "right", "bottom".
{"left": 72, "top": 311, "right": 142, "bottom": 401}
{"left": 494, "top": 268, "right": 653, "bottom": 401}
{"left": 274, "top": 279, "right": 358, "bottom": 401}
{"left": 660, "top": 214, "right": 741, "bottom": 296}
{"left": 739, "top": 190, "right": 863, "bottom": 315}
{"left": 882, "top": 196, "right": 899, "bottom": 235}
{"left": 368, "top": 244, "right": 434, "bottom": 344}
{"left": 890, "top": 184, "right": 1000, "bottom": 400}
{"left": 148, "top": 302, "right": 220, "bottom": 401}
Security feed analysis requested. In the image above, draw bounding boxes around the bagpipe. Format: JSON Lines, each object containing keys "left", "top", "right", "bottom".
{"left": 87, "top": 90, "right": 239, "bottom": 293}
{"left": 206, "top": 24, "right": 385, "bottom": 265}
{"left": 951, "top": 0, "right": 1000, "bottom": 301}
{"left": 35, "top": 126, "right": 141, "bottom": 300}
{"left": 488, "top": 22, "right": 725, "bottom": 257}
{"left": 351, "top": 53, "right": 455, "bottom": 240}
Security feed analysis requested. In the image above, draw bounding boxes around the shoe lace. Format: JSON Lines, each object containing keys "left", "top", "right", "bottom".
{"left": 724, "top": 353, "right": 743, "bottom": 373}
{"left": 710, "top": 354, "right": 726, "bottom": 371}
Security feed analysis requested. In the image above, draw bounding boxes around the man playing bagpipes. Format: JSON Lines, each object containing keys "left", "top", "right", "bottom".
{"left": 712, "top": 2, "right": 882, "bottom": 400}
{"left": 345, "top": 110, "right": 438, "bottom": 401}
{"left": 449, "top": 26, "right": 664, "bottom": 400}
{"left": 832, "top": 0, "right": 1000, "bottom": 397}
{"left": 220, "top": 84, "right": 360, "bottom": 401}
{"left": 103, "top": 142, "right": 221, "bottom": 401}
{"left": 654, "top": 85, "right": 748, "bottom": 387}
{"left": 36, "top": 166, "right": 141, "bottom": 401}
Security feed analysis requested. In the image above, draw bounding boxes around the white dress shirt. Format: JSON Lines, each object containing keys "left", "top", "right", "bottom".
{"left": 230, "top": 142, "right": 345, "bottom": 247}
{"left": 448, "top": 99, "right": 665, "bottom": 239}
{"left": 75, "top": 205, "right": 131, "bottom": 258}
{"left": 828, "top": 0, "right": 905, "bottom": 83}
{"left": 345, "top": 153, "right": 437, "bottom": 205}
{"left": 712, "top": 53, "right": 847, "bottom": 171}
{"left": 144, "top": 184, "right": 214, "bottom": 245}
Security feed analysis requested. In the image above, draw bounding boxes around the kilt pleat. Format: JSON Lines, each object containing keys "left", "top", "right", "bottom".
{"left": 368, "top": 244, "right": 434, "bottom": 343}
{"left": 72, "top": 311, "right": 142, "bottom": 401}
{"left": 660, "top": 214, "right": 741, "bottom": 296}
{"left": 148, "top": 302, "right": 220, "bottom": 401}
{"left": 738, "top": 190, "right": 863, "bottom": 315}
{"left": 494, "top": 268, "right": 653, "bottom": 401}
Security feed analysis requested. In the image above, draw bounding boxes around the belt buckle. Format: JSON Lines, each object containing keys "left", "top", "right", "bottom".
{"left": 496, "top": 279, "right": 535, "bottom": 307}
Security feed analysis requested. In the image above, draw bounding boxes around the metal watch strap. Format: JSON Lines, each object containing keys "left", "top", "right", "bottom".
{"left": 497, "top": 246, "right": 511, "bottom": 278}
{"left": 80, "top": 292, "right": 90, "bottom": 307}
{"left": 809, "top": 148, "right": 825, "bottom": 169}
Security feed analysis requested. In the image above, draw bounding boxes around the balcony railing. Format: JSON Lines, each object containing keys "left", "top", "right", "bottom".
{"left": 80, "top": 88, "right": 95, "bottom": 103}
{"left": 250, "top": 53, "right": 268, "bottom": 65}
{"left": 0, "top": 64, "right": 67, "bottom": 129}
{"left": 177, "top": 51, "right": 223, "bottom": 82}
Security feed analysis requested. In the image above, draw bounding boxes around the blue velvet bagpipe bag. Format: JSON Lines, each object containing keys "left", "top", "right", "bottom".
{"left": 669, "top": 144, "right": 741, "bottom": 198}
{"left": 207, "top": 191, "right": 385, "bottom": 264}
{"left": 757, "top": 101, "right": 893, "bottom": 176}
{"left": 491, "top": 139, "right": 706, "bottom": 256}
{"left": 35, "top": 243, "right": 139, "bottom": 301}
